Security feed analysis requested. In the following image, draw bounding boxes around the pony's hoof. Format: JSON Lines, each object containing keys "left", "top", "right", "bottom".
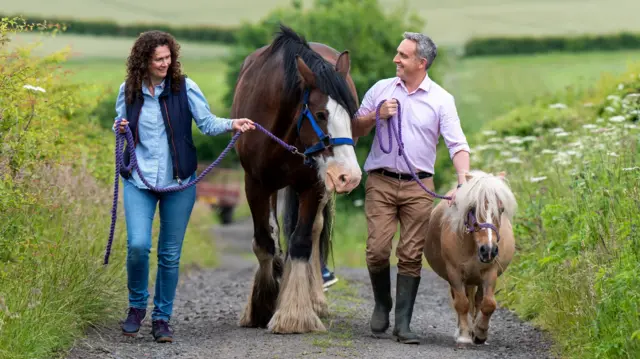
{"left": 455, "top": 328, "right": 473, "bottom": 346}
{"left": 473, "top": 333, "right": 487, "bottom": 345}
{"left": 312, "top": 300, "right": 329, "bottom": 318}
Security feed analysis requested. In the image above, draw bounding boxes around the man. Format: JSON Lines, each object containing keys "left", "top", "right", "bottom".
{"left": 352, "top": 32, "right": 470, "bottom": 344}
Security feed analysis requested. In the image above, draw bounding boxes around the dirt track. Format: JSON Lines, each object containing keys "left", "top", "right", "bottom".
{"left": 66, "top": 218, "right": 555, "bottom": 359}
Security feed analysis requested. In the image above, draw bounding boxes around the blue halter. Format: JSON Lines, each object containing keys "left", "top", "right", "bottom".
{"left": 296, "top": 88, "right": 354, "bottom": 165}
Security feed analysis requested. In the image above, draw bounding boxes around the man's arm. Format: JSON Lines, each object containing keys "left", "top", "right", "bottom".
{"left": 439, "top": 94, "right": 471, "bottom": 185}
{"left": 452, "top": 150, "right": 470, "bottom": 186}
{"left": 352, "top": 111, "right": 376, "bottom": 138}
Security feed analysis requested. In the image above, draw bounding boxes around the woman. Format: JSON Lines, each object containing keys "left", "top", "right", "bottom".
{"left": 113, "top": 30, "right": 255, "bottom": 343}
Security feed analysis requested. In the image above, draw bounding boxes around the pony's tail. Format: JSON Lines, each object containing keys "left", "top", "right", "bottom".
{"left": 281, "top": 187, "right": 334, "bottom": 266}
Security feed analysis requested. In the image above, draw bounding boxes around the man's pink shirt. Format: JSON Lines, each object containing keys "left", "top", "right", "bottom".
{"left": 357, "top": 74, "right": 470, "bottom": 174}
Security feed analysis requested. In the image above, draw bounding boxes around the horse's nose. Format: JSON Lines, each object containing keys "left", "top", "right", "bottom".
{"left": 333, "top": 172, "right": 360, "bottom": 193}
{"left": 478, "top": 244, "right": 498, "bottom": 263}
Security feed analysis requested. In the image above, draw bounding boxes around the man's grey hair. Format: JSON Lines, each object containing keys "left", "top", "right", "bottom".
{"left": 403, "top": 32, "right": 437, "bottom": 70}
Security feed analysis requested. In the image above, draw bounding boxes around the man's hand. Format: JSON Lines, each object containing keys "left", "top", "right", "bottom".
{"left": 379, "top": 99, "right": 398, "bottom": 119}
{"left": 232, "top": 118, "right": 256, "bottom": 133}
{"left": 448, "top": 183, "right": 464, "bottom": 207}
{"left": 115, "top": 118, "right": 129, "bottom": 133}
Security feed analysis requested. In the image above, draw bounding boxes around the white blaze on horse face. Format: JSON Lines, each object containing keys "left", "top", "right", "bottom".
{"left": 316, "top": 96, "right": 362, "bottom": 194}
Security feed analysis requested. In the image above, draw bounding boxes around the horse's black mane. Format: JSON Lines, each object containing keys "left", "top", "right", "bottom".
{"left": 266, "top": 24, "right": 358, "bottom": 118}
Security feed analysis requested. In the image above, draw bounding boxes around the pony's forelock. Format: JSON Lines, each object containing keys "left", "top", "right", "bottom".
{"left": 443, "top": 170, "right": 517, "bottom": 235}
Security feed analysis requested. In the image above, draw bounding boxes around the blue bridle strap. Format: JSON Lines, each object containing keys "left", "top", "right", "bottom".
{"left": 296, "top": 89, "right": 354, "bottom": 164}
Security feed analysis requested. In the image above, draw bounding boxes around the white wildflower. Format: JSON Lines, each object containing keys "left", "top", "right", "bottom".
{"left": 529, "top": 176, "right": 547, "bottom": 183}
{"left": 609, "top": 115, "right": 626, "bottom": 123}
{"left": 512, "top": 147, "right": 524, "bottom": 152}
{"left": 555, "top": 131, "right": 570, "bottom": 137}
{"left": 506, "top": 157, "right": 522, "bottom": 163}
{"left": 596, "top": 118, "right": 605, "bottom": 123}
{"left": 607, "top": 95, "right": 621, "bottom": 101}
{"left": 482, "top": 130, "right": 497, "bottom": 136}
{"left": 500, "top": 151, "right": 513, "bottom": 157}
{"left": 488, "top": 137, "right": 502, "bottom": 143}
{"left": 506, "top": 137, "right": 524, "bottom": 145}
{"left": 549, "top": 127, "right": 565, "bottom": 133}
{"left": 582, "top": 124, "right": 598, "bottom": 129}
{"left": 541, "top": 149, "right": 557, "bottom": 154}
{"left": 522, "top": 136, "right": 537, "bottom": 142}
{"left": 604, "top": 106, "right": 616, "bottom": 113}
{"left": 583, "top": 102, "right": 594, "bottom": 107}
{"left": 624, "top": 123, "right": 638, "bottom": 129}
{"left": 23, "top": 84, "right": 46, "bottom": 93}
{"left": 622, "top": 167, "right": 640, "bottom": 171}
{"left": 608, "top": 152, "right": 619, "bottom": 157}
{"left": 624, "top": 93, "right": 640, "bottom": 99}
{"left": 549, "top": 103, "right": 567, "bottom": 109}
{"left": 618, "top": 83, "right": 624, "bottom": 90}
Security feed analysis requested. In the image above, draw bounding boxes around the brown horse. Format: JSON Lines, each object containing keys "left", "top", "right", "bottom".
{"left": 423, "top": 170, "right": 517, "bottom": 345}
{"left": 231, "top": 25, "right": 361, "bottom": 334}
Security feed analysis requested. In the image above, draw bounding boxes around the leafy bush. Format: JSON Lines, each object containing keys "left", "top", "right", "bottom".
{"left": 470, "top": 65, "right": 640, "bottom": 358}
{"left": 464, "top": 32, "right": 640, "bottom": 57}
{"left": 0, "top": 12, "right": 237, "bottom": 44}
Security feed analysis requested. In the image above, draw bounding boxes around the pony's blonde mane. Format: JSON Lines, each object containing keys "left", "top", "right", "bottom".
{"left": 443, "top": 170, "right": 517, "bottom": 235}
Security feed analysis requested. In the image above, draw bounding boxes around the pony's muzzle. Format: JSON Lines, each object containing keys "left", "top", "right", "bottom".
{"left": 478, "top": 244, "right": 499, "bottom": 263}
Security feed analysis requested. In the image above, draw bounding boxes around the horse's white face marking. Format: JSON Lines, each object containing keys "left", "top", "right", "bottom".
{"left": 486, "top": 215, "right": 493, "bottom": 246}
{"left": 315, "top": 96, "right": 362, "bottom": 193}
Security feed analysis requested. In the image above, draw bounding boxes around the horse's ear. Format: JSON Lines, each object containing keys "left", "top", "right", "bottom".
{"left": 335, "top": 50, "right": 350, "bottom": 77}
{"left": 296, "top": 56, "right": 316, "bottom": 87}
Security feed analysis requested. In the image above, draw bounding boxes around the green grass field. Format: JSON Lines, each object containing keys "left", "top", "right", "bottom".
{"left": 5, "top": 0, "right": 640, "bottom": 46}
{"left": 443, "top": 49, "right": 640, "bottom": 134}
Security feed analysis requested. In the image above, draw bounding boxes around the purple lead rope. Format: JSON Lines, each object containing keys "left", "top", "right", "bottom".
{"left": 374, "top": 100, "right": 452, "bottom": 201}
{"left": 104, "top": 120, "right": 302, "bottom": 265}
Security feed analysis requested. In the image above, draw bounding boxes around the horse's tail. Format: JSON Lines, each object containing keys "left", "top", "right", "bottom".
{"left": 282, "top": 187, "right": 333, "bottom": 266}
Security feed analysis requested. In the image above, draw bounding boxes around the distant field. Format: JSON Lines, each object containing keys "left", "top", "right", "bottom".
{"left": 443, "top": 50, "right": 640, "bottom": 133}
{"left": 8, "top": 33, "right": 230, "bottom": 60}
{"left": 5, "top": 0, "right": 640, "bottom": 46}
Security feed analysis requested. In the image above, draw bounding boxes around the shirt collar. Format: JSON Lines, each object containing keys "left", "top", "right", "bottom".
{"left": 396, "top": 73, "right": 432, "bottom": 93}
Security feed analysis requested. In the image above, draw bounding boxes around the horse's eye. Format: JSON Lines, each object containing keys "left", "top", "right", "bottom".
{"left": 315, "top": 112, "right": 327, "bottom": 121}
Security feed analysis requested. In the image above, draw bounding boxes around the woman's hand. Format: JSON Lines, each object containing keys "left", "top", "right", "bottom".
{"left": 232, "top": 118, "right": 256, "bottom": 133}
{"left": 115, "top": 118, "right": 129, "bottom": 133}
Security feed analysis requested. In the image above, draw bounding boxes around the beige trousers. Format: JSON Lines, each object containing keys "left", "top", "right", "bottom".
{"left": 364, "top": 171, "right": 435, "bottom": 277}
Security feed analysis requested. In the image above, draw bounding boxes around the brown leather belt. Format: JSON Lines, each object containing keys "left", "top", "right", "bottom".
{"left": 371, "top": 168, "right": 433, "bottom": 180}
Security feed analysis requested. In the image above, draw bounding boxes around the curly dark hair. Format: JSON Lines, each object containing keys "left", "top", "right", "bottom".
{"left": 124, "top": 30, "right": 183, "bottom": 104}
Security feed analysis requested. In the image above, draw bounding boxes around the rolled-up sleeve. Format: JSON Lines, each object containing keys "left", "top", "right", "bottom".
{"left": 112, "top": 82, "right": 126, "bottom": 133}
{"left": 186, "top": 78, "right": 233, "bottom": 136}
{"left": 439, "top": 94, "right": 470, "bottom": 159}
{"left": 356, "top": 83, "right": 378, "bottom": 118}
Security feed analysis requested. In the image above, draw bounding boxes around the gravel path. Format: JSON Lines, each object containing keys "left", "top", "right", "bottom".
{"left": 67, "top": 218, "right": 555, "bottom": 359}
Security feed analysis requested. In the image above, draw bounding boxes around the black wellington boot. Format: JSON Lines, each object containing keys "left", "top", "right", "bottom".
{"left": 392, "top": 274, "right": 421, "bottom": 344}
{"left": 368, "top": 265, "right": 393, "bottom": 335}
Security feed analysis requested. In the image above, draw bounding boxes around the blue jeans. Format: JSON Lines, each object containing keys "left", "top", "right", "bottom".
{"left": 123, "top": 177, "right": 196, "bottom": 321}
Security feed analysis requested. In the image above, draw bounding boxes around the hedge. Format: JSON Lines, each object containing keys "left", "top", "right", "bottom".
{"left": 464, "top": 31, "right": 640, "bottom": 57}
{"left": 0, "top": 13, "right": 239, "bottom": 44}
